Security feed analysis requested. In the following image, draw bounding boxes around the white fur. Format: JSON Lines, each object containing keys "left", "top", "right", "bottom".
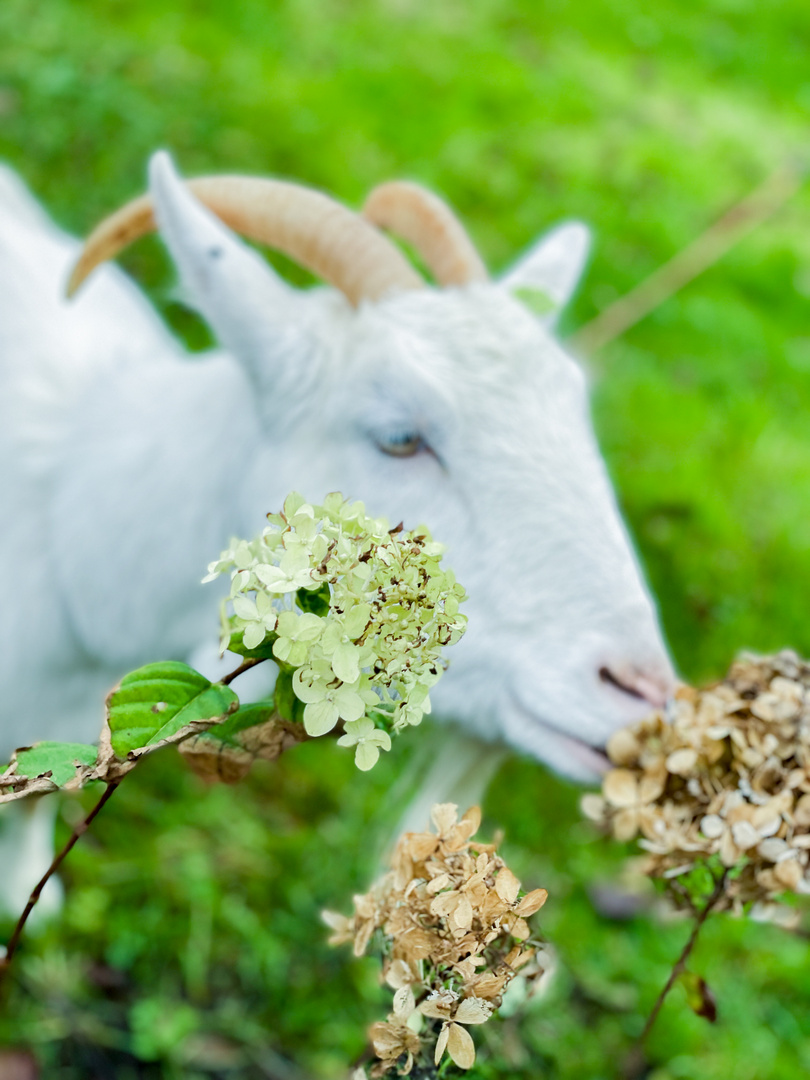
{"left": 0, "top": 800, "right": 62, "bottom": 923}
{"left": 0, "top": 153, "right": 675, "bottom": 790}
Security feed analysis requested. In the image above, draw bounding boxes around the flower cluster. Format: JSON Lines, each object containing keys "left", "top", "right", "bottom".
{"left": 583, "top": 650, "right": 810, "bottom": 910}
{"left": 204, "top": 493, "right": 467, "bottom": 769}
{"left": 324, "top": 804, "right": 549, "bottom": 1074}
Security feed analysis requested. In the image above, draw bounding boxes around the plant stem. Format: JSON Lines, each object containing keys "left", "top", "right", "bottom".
{"left": 638, "top": 871, "right": 727, "bottom": 1043}
{"left": 220, "top": 657, "right": 265, "bottom": 686}
{"left": 0, "top": 780, "right": 120, "bottom": 986}
{"left": 570, "top": 163, "right": 805, "bottom": 354}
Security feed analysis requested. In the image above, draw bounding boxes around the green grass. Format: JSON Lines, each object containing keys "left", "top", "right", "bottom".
{"left": 2, "top": 0, "right": 810, "bottom": 1076}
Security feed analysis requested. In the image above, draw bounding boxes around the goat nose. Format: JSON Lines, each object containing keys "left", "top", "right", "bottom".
{"left": 598, "top": 665, "right": 671, "bottom": 710}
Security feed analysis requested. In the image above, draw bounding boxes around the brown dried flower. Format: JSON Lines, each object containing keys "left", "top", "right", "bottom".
{"left": 325, "top": 803, "right": 549, "bottom": 1074}
{"left": 582, "top": 650, "right": 810, "bottom": 911}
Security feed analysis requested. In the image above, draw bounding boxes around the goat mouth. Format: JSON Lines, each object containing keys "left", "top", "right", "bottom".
{"left": 545, "top": 728, "right": 611, "bottom": 776}
{"left": 510, "top": 699, "right": 611, "bottom": 777}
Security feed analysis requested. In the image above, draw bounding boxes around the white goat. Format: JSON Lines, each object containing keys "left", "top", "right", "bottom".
{"left": 0, "top": 152, "right": 674, "bottom": 804}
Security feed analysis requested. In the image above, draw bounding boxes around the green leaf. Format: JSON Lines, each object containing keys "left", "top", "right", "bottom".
{"left": 274, "top": 667, "right": 305, "bottom": 723}
{"left": 666, "top": 857, "right": 724, "bottom": 904}
{"left": 366, "top": 704, "right": 394, "bottom": 724}
{"left": 107, "top": 661, "right": 239, "bottom": 757}
{"left": 296, "top": 582, "right": 331, "bottom": 617}
{"left": 225, "top": 626, "right": 279, "bottom": 660}
{"left": 13, "top": 742, "right": 98, "bottom": 787}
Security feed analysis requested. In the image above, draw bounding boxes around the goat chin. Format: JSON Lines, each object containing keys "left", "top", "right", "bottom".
{"left": 501, "top": 699, "right": 612, "bottom": 783}
{"left": 393, "top": 728, "right": 510, "bottom": 840}
{"left": 389, "top": 709, "right": 608, "bottom": 854}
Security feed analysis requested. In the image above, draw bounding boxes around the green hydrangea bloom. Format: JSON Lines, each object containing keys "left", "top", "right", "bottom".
{"left": 204, "top": 492, "right": 467, "bottom": 768}
{"left": 337, "top": 718, "right": 393, "bottom": 771}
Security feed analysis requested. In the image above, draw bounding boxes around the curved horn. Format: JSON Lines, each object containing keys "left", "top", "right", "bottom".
{"left": 67, "top": 164, "right": 424, "bottom": 306}
{"left": 362, "top": 180, "right": 488, "bottom": 287}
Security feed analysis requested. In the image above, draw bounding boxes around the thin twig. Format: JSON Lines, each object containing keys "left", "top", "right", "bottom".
{"left": 638, "top": 871, "right": 727, "bottom": 1044}
{"left": 570, "top": 162, "right": 806, "bottom": 354}
{"left": 220, "top": 656, "right": 264, "bottom": 686}
{"left": 0, "top": 780, "right": 120, "bottom": 985}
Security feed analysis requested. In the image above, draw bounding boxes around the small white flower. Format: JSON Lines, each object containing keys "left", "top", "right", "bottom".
{"left": 272, "top": 611, "right": 324, "bottom": 666}
{"left": 232, "top": 589, "right": 277, "bottom": 649}
{"left": 204, "top": 491, "right": 467, "bottom": 767}
{"left": 337, "top": 718, "right": 392, "bottom": 771}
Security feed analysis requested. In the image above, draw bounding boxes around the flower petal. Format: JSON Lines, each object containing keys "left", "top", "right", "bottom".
{"left": 332, "top": 642, "right": 361, "bottom": 684}
{"left": 242, "top": 621, "right": 266, "bottom": 649}
{"left": 606, "top": 727, "right": 640, "bottom": 766}
{"left": 355, "top": 741, "right": 381, "bottom": 771}
{"left": 453, "top": 893, "right": 473, "bottom": 930}
{"left": 603, "top": 768, "right": 639, "bottom": 808}
{"left": 495, "top": 868, "right": 520, "bottom": 905}
{"left": 700, "top": 814, "right": 725, "bottom": 839}
{"left": 510, "top": 916, "right": 531, "bottom": 941}
{"left": 454, "top": 998, "right": 493, "bottom": 1025}
{"left": 515, "top": 888, "right": 548, "bottom": 917}
{"left": 459, "top": 805, "right": 481, "bottom": 837}
{"left": 612, "top": 808, "right": 640, "bottom": 842}
{"left": 303, "top": 699, "right": 340, "bottom": 737}
{"left": 446, "top": 1023, "right": 476, "bottom": 1069}
{"left": 580, "top": 793, "right": 606, "bottom": 821}
{"left": 431, "top": 803, "right": 459, "bottom": 835}
{"left": 232, "top": 596, "right": 259, "bottom": 621}
{"left": 731, "top": 821, "right": 760, "bottom": 850}
{"left": 665, "top": 748, "right": 697, "bottom": 776}
{"left": 434, "top": 1024, "right": 449, "bottom": 1066}
{"left": 392, "top": 985, "right": 416, "bottom": 1022}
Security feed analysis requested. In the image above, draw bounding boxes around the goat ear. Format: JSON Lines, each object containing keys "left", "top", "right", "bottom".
{"left": 149, "top": 151, "right": 308, "bottom": 382}
{"left": 499, "top": 221, "right": 590, "bottom": 325}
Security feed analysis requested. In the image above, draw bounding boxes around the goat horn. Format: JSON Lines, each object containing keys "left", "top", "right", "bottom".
{"left": 362, "top": 180, "right": 488, "bottom": 287}
{"left": 67, "top": 175, "right": 424, "bottom": 305}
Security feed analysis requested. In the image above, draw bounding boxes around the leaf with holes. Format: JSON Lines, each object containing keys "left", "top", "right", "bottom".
{"left": 106, "top": 661, "right": 239, "bottom": 758}
{"left": 13, "top": 742, "right": 99, "bottom": 786}
{"left": 0, "top": 741, "right": 99, "bottom": 802}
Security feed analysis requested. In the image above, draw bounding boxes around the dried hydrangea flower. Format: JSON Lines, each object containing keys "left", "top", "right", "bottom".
{"left": 204, "top": 492, "right": 467, "bottom": 767}
{"left": 324, "top": 803, "right": 550, "bottom": 1074}
{"left": 369, "top": 987, "right": 422, "bottom": 1075}
{"left": 583, "top": 650, "right": 810, "bottom": 911}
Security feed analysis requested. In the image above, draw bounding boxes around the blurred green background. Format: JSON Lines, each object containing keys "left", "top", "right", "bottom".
{"left": 2, "top": 0, "right": 810, "bottom": 1077}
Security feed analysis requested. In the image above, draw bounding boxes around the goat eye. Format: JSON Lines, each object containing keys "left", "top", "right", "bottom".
{"left": 376, "top": 432, "right": 428, "bottom": 458}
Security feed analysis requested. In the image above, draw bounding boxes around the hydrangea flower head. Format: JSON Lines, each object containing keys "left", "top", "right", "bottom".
{"left": 324, "top": 803, "right": 550, "bottom": 1075}
{"left": 204, "top": 493, "right": 467, "bottom": 767}
{"left": 583, "top": 650, "right": 810, "bottom": 913}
